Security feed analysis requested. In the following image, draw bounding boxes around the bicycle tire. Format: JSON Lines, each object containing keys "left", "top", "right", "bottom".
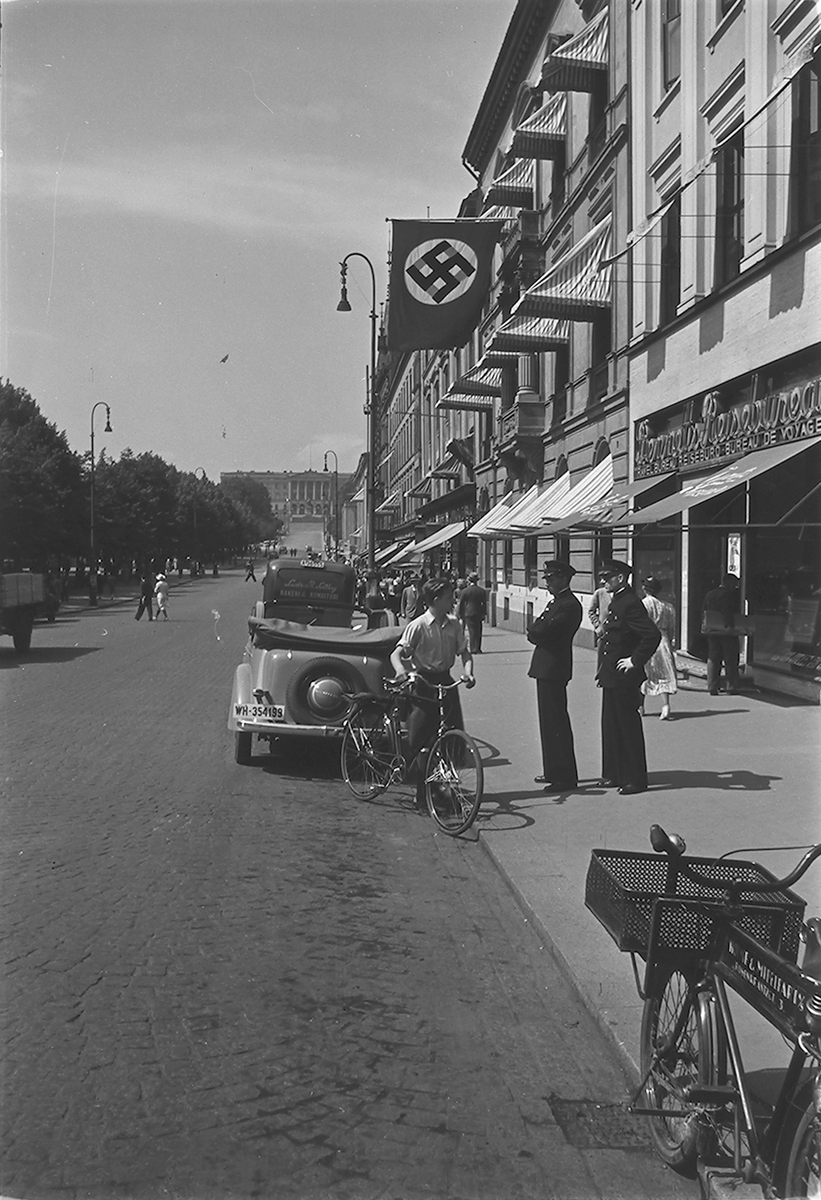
{"left": 772, "top": 1076, "right": 821, "bottom": 1199}
{"left": 424, "top": 729, "right": 483, "bottom": 836}
{"left": 341, "top": 706, "right": 400, "bottom": 799}
{"left": 639, "top": 961, "right": 714, "bottom": 1175}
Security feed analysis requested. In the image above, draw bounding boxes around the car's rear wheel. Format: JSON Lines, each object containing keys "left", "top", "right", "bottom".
{"left": 235, "top": 731, "right": 253, "bottom": 765}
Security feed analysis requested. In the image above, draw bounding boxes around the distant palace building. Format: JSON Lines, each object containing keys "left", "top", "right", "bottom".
{"left": 220, "top": 469, "right": 353, "bottom": 544}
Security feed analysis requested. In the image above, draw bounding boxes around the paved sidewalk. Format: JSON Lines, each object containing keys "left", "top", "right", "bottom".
{"left": 461, "top": 624, "right": 821, "bottom": 1080}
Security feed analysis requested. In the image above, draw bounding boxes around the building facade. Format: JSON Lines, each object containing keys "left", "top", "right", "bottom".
{"left": 220, "top": 469, "right": 353, "bottom": 554}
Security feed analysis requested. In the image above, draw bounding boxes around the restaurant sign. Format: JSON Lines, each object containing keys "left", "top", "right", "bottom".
{"left": 635, "top": 375, "right": 821, "bottom": 477}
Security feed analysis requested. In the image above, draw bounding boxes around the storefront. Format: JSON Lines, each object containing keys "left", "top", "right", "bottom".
{"left": 626, "top": 345, "right": 821, "bottom": 701}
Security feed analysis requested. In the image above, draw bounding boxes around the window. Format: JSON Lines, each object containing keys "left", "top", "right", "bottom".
{"left": 503, "top": 540, "right": 513, "bottom": 586}
{"left": 588, "top": 74, "right": 608, "bottom": 161}
{"left": 590, "top": 311, "right": 611, "bottom": 404}
{"left": 659, "top": 194, "right": 681, "bottom": 325}
{"left": 524, "top": 537, "right": 539, "bottom": 589}
{"left": 551, "top": 345, "right": 570, "bottom": 425}
{"left": 662, "top": 0, "right": 681, "bottom": 90}
{"left": 788, "top": 53, "right": 821, "bottom": 237}
{"left": 714, "top": 132, "right": 744, "bottom": 286}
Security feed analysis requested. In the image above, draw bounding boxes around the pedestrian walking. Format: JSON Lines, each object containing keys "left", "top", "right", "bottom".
{"left": 400, "top": 572, "right": 426, "bottom": 623}
{"left": 640, "top": 577, "right": 677, "bottom": 720}
{"left": 702, "top": 573, "right": 742, "bottom": 695}
{"left": 245, "top": 557, "right": 257, "bottom": 582}
{"left": 154, "top": 573, "right": 170, "bottom": 620}
{"left": 135, "top": 570, "right": 155, "bottom": 621}
{"left": 458, "top": 572, "right": 488, "bottom": 654}
{"left": 595, "top": 560, "right": 661, "bottom": 795}
{"left": 527, "top": 560, "right": 582, "bottom": 792}
{"left": 588, "top": 572, "right": 611, "bottom": 642}
{"left": 390, "top": 577, "right": 475, "bottom": 809}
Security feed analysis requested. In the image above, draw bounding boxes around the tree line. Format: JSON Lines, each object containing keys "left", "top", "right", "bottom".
{"left": 0, "top": 380, "right": 282, "bottom": 574}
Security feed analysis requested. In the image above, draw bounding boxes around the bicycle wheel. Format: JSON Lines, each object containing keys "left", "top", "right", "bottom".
{"left": 639, "top": 961, "right": 714, "bottom": 1175}
{"left": 424, "top": 729, "right": 483, "bottom": 835}
{"left": 341, "top": 706, "right": 400, "bottom": 799}
{"left": 773, "top": 1077, "right": 821, "bottom": 1199}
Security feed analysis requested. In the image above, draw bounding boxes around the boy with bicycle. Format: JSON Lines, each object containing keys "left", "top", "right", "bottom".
{"left": 390, "top": 577, "right": 476, "bottom": 808}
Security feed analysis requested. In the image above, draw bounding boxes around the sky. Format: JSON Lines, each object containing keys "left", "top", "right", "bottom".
{"left": 1, "top": 0, "right": 515, "bottom": 480}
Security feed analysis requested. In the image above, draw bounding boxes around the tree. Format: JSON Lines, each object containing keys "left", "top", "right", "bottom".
{"left": 0, "top": 380, "right": 85, "bottom": 567}
{"left": 219, "top": 475, "right": 282, "bottom": 542}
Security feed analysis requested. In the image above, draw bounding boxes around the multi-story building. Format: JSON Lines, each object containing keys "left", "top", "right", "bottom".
{"left": 220, "top": 469, "right": 353, "bottom": 552}
{"left": 621, "top": 0, "right": 820, "bottom": 701}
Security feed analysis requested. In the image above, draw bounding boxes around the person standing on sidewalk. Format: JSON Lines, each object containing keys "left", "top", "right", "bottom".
{"left": 458, "top": 572, "right": 488, "bottom": 654}
{"left": 640, "top": 577, "right": 677, "bottom": 720}
{"left": 588, "top": 571, "right": 611, "bottom": 642}
{"left": 527, "top": 561, "right": 582, "bottom": 793}
{"left": 702, "top": 573, "right": 742, "bottom": 695}
{"left": 596, "top": 560, "right": 661, "bottom": 795}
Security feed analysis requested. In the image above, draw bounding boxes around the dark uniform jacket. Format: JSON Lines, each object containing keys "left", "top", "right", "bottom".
{"left": 527, "top": 590, "right": 583, "bottom": 683}
{"left": 458, "top": 584, "right": 487, "bottom": 620}
{"left": 595, "top": 587, "right": 661, "bottom": 688}
{"left": 703, "top": 584, "right": 740, "bottom": 632}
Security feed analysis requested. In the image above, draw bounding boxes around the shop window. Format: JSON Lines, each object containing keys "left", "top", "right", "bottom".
{"left": 524, "top": 537, "right": 539, "bottom": 590}
{"left": 714, "top": 132, "right": 744, "bottom": 287}
{"left": 659, "top": 194, "right": 681, "bottom": 325}
{"left": 503, "top": 540, "right": 513, "bottom": 586}
{"left": 788, "top": 52, "right": 821, "bottom": 238}
{"left": 662, "top": 0, "right": 681, "bottom": 91}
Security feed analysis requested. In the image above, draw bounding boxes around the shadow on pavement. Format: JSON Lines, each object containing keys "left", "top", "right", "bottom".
{"left": 478, "top": 791, "right": 538, "bottom": 828}
{"left": 650, "top": 768, "right": 781, "bottom": 792}
{"left": 0, "top": 646, "right": 102, "bottom": 667}
{"left": 651, "top": 707, "right": 750, "bottom": 720}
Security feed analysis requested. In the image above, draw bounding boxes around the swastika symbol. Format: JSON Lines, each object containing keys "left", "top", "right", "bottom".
{"left": 404, "top": 238, "right": 478, "bottom": 305}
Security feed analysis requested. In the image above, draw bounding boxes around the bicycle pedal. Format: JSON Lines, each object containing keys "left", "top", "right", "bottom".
{"left": 683, "top": 1084, "right": 739, "bottom": 1103}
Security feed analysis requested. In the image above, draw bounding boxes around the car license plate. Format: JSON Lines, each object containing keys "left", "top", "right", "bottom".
{"left": 234, "top": 703, "right": 285, "bottom": 722}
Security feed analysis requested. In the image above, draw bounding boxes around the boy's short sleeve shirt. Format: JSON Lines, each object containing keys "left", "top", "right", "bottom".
{"left": 398, "top": 610, "right": 466, "bottom": 672}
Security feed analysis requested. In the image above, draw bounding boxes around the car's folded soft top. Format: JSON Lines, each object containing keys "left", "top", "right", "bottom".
{"left": 248, "top": 616, "right": 402, "bottom": 656}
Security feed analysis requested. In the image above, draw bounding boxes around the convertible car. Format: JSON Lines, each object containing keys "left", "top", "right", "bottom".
{"left": 228, "top": 559, "right": 401, "bottom": 763}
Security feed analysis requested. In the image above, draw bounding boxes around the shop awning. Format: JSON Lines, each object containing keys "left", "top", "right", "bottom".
{"left": 375, "top": 491, "right": 400, "bottom": 513}
{"left": 608, "top": 438, "right": 821, "bottom": 527}
{"left": 349, "top": 486, "right": 366, "bottom": 504}
{"left": 467, "top": 492, "right": 519, "bottom": 537}
{"left": 511, "top": 93, "right": 567, "bottom": 160}
{"left": 485, "top": 314, "right": 571, "bottom": 355}
{"left": 437, "top": 360, "right": 504, "bottom": 411}
{"left": 540, "top": 472, "right": 675, "bottom": 534}
{"left": 484, "top": 159, "right": 535, "bottom": 210}
{"left": 505, "top": 473, "right": 572, "bottom": 532}
{"left": 533, "top": 455, "right": 614, "bottom": 534}
{"left": 375, "top": 539, "right": 410, "bottom": 564}
{"left": 481, "top": 483, "right": 541, "bottom": 535}
{"left": 541, "top": 8, "right": 608, "bottom": 93}
{"left": 513, "top": 215, "right": 612, "bottom": 322}
{"left": 388, "top": 521, "right": 467, "bottom": 564}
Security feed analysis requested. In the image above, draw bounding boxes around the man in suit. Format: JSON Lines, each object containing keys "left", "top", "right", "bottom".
{"left": 596, "top": 559, "right": 661, "bottom": 795}
{"left": 400, "top": 572, "right": 425, "bottom": 623}
{"left": 527, "top": 561, "right": 583, "bottom": 793}
{"left": 702, "top": 573, "right": 741, "bottom": 694}
{"left": 458, "top": 571, "right": 488, "bottom": 653}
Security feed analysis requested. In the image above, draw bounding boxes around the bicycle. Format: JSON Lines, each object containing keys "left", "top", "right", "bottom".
{"left": 340, "top": 676, "right": 484, "bottom": 836}
{"left": 586, "top": 825, "right": 821, "bottom": 1198}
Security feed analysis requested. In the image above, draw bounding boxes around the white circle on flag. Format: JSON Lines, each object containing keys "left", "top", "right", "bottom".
{"left": 403, "top": 238, "right": 479, "bottom": 306}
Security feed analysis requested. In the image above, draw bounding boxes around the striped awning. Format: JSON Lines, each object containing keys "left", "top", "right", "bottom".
{"left": 375, "top": 539, "right": 410, "bottom": 564}
{"left": 513, "top": 215, "right": 612, "bottom": 323}
{"left": 534, "top": 455, "right": 614, "bottom": 534}
{"left": 540, "top": 473, "right": 675, "bottom": 534}
{"left": 485, "top": 313, "right": 571, "bottom": 354}
{"left": 541, "top": 9, "right": 608, "bottom": 94}
{"left": 349, "top": 486, "right": 366, "bottom": 504}
{"left": 504, "top": 473, "right": 572, "bottom": 532}
{"left": 511, "top": 93, "right": 567, "bottom": 160}
{"left": 437, "top": 354, "right": 514, "bottom": 411}
{"left": 484, "top": 158, "right": 535, "bottom": 210}
{"left": 375, "top": 491, "right": 400, "bottom": 513}
{"left": 389, "top": 521, "right": 468, "bottom": 564}
{"left": 467, "top": 492, "right": 518, "bottom": 537}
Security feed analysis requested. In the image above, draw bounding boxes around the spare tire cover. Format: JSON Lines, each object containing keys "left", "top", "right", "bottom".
{"left": 285, "top": 657, "right": 368, "bottom": 726}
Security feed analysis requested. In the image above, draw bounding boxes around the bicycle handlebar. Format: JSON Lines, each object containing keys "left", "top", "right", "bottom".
{"left": 650, "top": 823, "right": 821, "bottom": 897}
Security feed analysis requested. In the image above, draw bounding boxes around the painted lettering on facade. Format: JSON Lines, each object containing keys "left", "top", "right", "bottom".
{"left": 635, "top": 378, "right": 821, "bottom": 477}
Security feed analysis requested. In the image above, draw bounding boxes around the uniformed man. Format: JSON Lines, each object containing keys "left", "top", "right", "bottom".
{"left": 527, "top": 560, "right": 583, "bottom": 793}
{"left": 596, "top": 559, "right": 661, "bottom": 795}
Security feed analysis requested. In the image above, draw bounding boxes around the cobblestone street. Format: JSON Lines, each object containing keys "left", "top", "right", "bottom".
{"left": 1, "top": 574, "right": 695, "bottom": 1199}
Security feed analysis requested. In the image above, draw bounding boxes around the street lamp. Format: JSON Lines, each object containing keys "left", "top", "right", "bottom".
{"left": 89, "top": 401, "right": 112, "bottom": 607}
{"left": 337, "top": 252, "right": 377, "bottom": 573}
{"left": 192, "top": 467, "right": 206, "bottom": 575}
{"left": 323, "top": 450, "right": 339, "bottom": 558}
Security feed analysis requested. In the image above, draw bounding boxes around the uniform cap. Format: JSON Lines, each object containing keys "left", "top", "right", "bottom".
{"left": 600, "top": 559, "right": 632, "bottom": 579}
{"left": 541, "top": 560, "right": 575, "bottom": 578}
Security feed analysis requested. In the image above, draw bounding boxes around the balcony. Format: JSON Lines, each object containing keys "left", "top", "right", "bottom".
{"left": 497, "top": 396, "right": 546, "bottom": 488}
{"left": 499, "top": 397, "right": 546, "bottom": 444}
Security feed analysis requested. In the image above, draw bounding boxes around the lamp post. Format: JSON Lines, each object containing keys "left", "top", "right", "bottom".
{"left": 192, "top": 467, "right": 206, "bottom": 575}
{"left": 89, "top": 401, "right": 112, "bottom": 607}
{"left": 323, "top": 450, "right": 339, "bottom": 558}
{"left": 337, "top": 252, "right": 377, "bottom": 573}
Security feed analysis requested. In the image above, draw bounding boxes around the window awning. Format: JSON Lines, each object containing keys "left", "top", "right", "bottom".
{"left": 375, "top": 539, "right": 410, "bottom": 564}
{"left": 388, "top": 521, "right": 468, "bottom": 564}
{"left": 484, "top": 159, "right": 535, "bottom": 210}
{"left": 349, "top": 486, "right": 366, "bottom": 503}
{"left": 479, "top": 203, "right": 521, "bottom": 224}
{"left": 505, "top": 473, "right": 572, "bottom": 532}
{"left": 541, "top": 8, "right": 608, "bottom": 94}
{"left": 485, "top": 314, "right": 571, "bottom": 355}
{"left": 533, "top": 455, "right": 614, "bottom": 534}
{"left": 513, "top": 215, "right": 612, "bottom": 323}
{"left": 540, "top": 472, "right": 675, "bottom": 534}
{"left": 511, "top": 92, "right": 567, "bottom": 160}
{"left": 375, "top": 491, "right": 400, "bottom": 513}
{"left": 467, "top": 491, "right": 519, "bottom": 537}
{"left": 607, "top": 437, "right": 821, "bottom": 527}
{"left": 482, "top": 483, "right": 541, "bottom": 535}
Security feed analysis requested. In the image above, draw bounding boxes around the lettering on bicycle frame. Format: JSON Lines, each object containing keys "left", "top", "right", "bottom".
{"left": 720, "top": 935, "right": 810, "bottom": 1036}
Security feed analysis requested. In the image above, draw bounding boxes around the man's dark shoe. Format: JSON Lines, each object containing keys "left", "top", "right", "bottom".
{"left": 596, "top": 778, "right": 617, "bottom": 788}
{"left": 542, "top": 781, "right": 577, "bottom": 794}
{"left": 534, "top": 775, "right": 549, "bottom": 783}
{"left": 708, "top": 688, "right": 719, "bottom": 695}
{"left": 618, "top": 784, "right": 646, "bottom": 795}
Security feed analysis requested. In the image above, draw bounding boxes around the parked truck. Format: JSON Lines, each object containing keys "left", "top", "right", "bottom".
{"left": 0, "top": 572, "right": 46, "bottom": 651}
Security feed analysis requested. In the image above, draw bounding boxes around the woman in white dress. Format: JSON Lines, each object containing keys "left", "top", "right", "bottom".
{"left": 640, "top": 577, "right": 677, "bottom": 720}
